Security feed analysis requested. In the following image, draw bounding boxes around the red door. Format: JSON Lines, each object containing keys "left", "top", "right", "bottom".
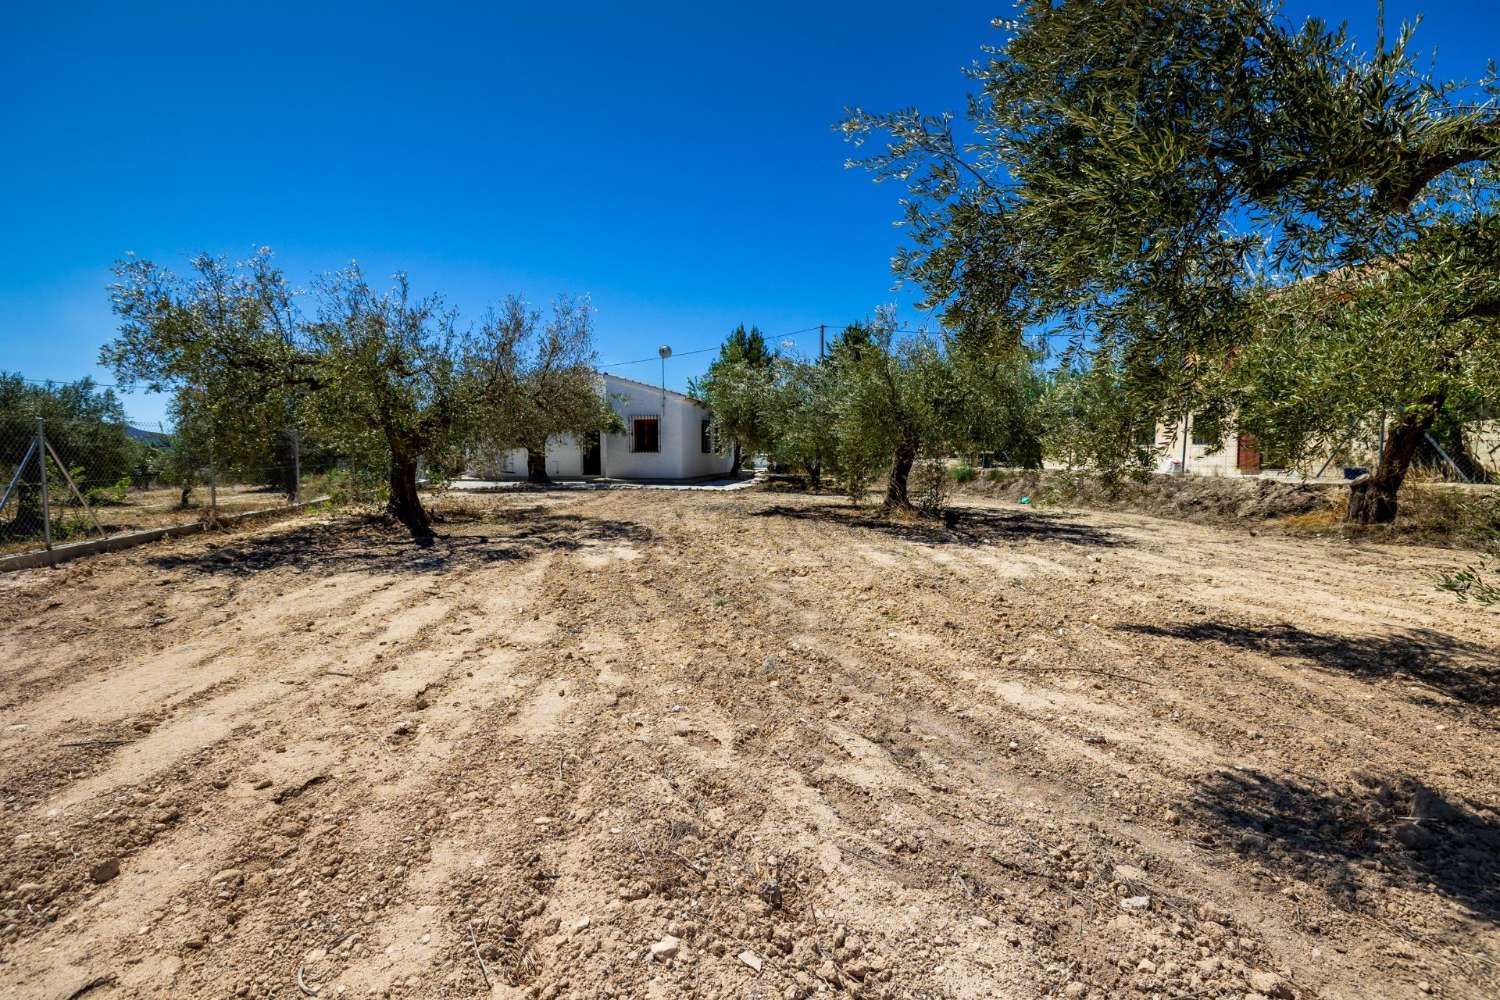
{"left": 1236, "top": 434, "right": 1261, "bottom": 473}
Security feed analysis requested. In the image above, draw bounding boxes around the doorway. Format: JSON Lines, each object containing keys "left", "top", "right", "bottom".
{"left": 582, "top": 434, "right": 602, "bottom": 476}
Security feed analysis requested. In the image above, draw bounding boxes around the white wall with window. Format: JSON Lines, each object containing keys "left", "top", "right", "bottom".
{"left": 469, "top": 372, "right": 734, "bottom": 481}
{"left": 597, "top": 373, "right": 732, "bottom": 479}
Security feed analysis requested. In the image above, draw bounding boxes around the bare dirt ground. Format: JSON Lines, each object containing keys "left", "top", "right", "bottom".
{"left": 2, "top": 488, "right": 1496, "bottom": 1000}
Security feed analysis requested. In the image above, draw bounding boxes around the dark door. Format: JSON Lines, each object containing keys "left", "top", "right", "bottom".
{"left": 1236, "top": 434, "right": 1261, "bottom": 473}
{"left": 581, "top": 434, "right": 602, "bottom": 475}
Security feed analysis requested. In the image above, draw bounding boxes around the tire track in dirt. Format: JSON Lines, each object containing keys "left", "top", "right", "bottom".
{"left": 2, "top": 490, "right": 1497, "bottom": 999}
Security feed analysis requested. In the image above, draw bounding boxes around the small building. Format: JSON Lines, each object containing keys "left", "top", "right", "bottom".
{"left": 1151, "top": 416, "right": 1276, "bottom": 478}
{"left": 1151, "top": 413, "right": 1499, "bottom": 482}
{"left": 471, "top": 372, "right": 734, "bottom": 481}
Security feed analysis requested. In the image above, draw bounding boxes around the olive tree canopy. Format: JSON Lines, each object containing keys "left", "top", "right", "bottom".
{"left": 844, "top": 0, "right": 1500, "bottom": 521}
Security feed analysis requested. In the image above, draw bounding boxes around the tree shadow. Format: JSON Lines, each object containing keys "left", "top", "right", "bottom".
{"left": 148, "top": 510, "right": 655, "bottom": 577}
{"left": 749, "top": 501, "right": 1126, "bottom": 548}
{"left": 1117, "top": 620, "right": 1500, "bottom": 709}
{"left": 1189, "top": 768, "right": 1500, "bottom": 927}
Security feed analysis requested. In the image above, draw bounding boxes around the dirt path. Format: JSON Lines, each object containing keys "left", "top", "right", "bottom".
{"left": 1, "top": 489, "right": 1496, "bottom": 1000}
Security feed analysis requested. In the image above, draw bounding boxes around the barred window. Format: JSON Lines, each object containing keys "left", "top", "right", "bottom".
{"left": 632, "top": 417, "right": 659, "bottom": 453}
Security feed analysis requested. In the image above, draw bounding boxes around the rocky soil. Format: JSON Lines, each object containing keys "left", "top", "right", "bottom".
{"left": 1, "top": 488, "right": 1496, "bottom": 999}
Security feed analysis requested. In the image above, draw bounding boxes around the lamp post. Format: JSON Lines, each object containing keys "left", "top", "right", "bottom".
{"left": 658, "top": 345, "right": 671, "bottom": 407}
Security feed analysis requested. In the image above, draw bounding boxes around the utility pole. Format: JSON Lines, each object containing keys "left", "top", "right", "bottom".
{"left": 819, "top": 323, "right": 826, "bottom": 361}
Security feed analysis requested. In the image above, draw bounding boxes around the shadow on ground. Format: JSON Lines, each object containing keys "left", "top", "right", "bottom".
{"left": 1189, "top": 768, "right": 1500, "bottom": 927}
{"left": 1119, "top": 620, "right": 1500, "bottom": 709}
{"left": 749, "top": 502, "right": 1125, "bottom": 548}
{"left": 148, "top": 509, "right": 655, "bottom": 577}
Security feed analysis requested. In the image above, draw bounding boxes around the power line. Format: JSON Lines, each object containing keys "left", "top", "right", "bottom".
{"left": 11, "top": 374, "right": 128, "bottom": 389}
{"left": 597, "top": 324, "right": 826, "bottom": 368}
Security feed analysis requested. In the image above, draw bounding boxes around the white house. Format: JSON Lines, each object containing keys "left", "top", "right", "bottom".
{"left": 471, "top": 372, "right": 735, "bottom": 481}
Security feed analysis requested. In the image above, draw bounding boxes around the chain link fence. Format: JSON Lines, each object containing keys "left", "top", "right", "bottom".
{"left": 0, "top": 412, "right": 333, "bottom": 559}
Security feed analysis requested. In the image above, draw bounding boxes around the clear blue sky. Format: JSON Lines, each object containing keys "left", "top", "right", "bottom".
{"left": 2, "top": 2, "right": 1495, "bottom": 426}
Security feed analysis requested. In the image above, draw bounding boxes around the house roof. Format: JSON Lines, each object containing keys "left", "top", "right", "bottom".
{"left": 599, "top": 371, "right": 706, "bottom": 407}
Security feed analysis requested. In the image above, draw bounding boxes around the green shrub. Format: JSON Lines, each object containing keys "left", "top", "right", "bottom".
{"left": 953, "top": 464, "right": 977, "bottom": 483}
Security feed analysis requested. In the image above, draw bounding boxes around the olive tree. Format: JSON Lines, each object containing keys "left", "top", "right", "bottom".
{"left": 692, "top": 325, "right": 776, "bottom": 475}
{"left": 0, "top": 373, "right": 134, "bottom": 536}
{"left": 106, "top": 249, "right": 587, "bottom": 540}
{"left": 470, "top": 295, "right": 618, "bottom": 484}
{"left": 820, "top": 314, "right": 1041, "bottom": 512}
{"left": 843, "top": 0, "right": 1500, "bottom": 522}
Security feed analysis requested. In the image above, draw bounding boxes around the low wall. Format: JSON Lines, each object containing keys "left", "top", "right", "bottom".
{"left": 0, "top": 497, "right": 330, "bottom": 574}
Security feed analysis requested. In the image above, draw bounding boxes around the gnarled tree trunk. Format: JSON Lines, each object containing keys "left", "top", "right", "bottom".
{"left": 883, "top": 438, "right": 918, "bottom": 513}
{"left": 526, "top": 448, "right": 550, "bottom": 485}
{"left": 1346, "top": 394, "right": 1442, "bottom": 525}
{"left": 730, "top": 441, "right": 743, "bottom": 477}
{"left": 388, "top": 453, "right": 433, "bottom": 541}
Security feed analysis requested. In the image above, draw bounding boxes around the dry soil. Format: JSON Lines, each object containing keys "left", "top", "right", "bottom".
{"left": 1, "top": 488, "right": 1496, "bottom": 1000}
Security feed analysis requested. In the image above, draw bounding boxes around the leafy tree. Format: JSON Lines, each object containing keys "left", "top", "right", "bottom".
{"left": 843, "top": 0, "right": 1500, "bottom": 523}
{"left": 763, "top": 355, "right": 839, "bottom": 488}
{"left": 1232, "top": 209, "right": 1500, "bottom": 516}
{"left": 820, "top": 313, "right": 1041, "bottom": 512}
{"left": 471, "top": 295, "right": 618, "bottom": 484}
{"left": 1, "top": 373, "right": 133, "bottom": 537}
{"left": 1039, "top": 360, "right": 1159, "bottom": 483}
{"left": 692, "top": 324, "right": 776, "bottom": 475}
{"left": 105, "top": 249, "right": 578, "bottom": 540}
{"left": 299, "top": 267, "right": 483, "bottom": 536}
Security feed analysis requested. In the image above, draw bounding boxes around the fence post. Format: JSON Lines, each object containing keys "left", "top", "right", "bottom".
{"left": 207, "top": 439, "right": 219, "bottom": 528}
{"left": 35, "top": 417, "right": 52, "bottom": 550}
{"left": 291, "top": 424, "right": 301, "bottom": 504}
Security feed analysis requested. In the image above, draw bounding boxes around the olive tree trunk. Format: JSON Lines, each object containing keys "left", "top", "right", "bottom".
{"left": 882, "top": 438, "right": 918, "bottom": 513}
{"left": 1346, "top": 395, "right": 1442, "bottom": 525}
{"left": 526, "top": 448, "right": 550, "bottom": 485}
{"left": 388, "top": 453, "right": 433, "bottom": 540}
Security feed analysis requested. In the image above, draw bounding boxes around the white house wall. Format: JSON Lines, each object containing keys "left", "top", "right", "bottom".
{"left": 600, "top": 374, "right": 733, "bottom": 480}
{"left": 466, "top": 373, "right": 733, "bottom": 481}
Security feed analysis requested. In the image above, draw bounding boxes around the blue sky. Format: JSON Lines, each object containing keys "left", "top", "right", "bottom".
{"left": 2, "top": 2, "right": 1496, "bottom": 426}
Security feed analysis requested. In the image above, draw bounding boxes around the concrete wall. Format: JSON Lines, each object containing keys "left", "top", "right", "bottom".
{"left": 1151, "top": 415, "right": 1380, "bottom": 480}
{"left": 1153, "top": 417, "right": 1246, "bottom": 477}
{"left": 466, "top": 373, "right": 732, "bottom": 481}
{"left": 598, "top": 374, "right": 732, "bottom": 480}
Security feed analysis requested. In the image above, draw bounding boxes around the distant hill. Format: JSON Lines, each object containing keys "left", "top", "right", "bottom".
{"left": 125, "top": 425, "right": 171, "bottom": 446}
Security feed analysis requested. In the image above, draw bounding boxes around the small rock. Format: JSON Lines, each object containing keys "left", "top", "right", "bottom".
{"left": 391, "top": 720, "right": 413, "bottom": 736}
{"left": 1136, "top": 958, "right": 1157, "bottom": 974}
{"left": 738, "top": 950, "right": 763, "bottom": 973}
{"left": 1064, "top": 984, "right": 1088, "bottom": 999}
{"left": 1120, "top": 895, "right": 1151, "bottom": 911}
{"left": 619, "top": 880, "right": 650, "bottom": 901}
{"left": 1248, "top": 971, "right": 1292, "bottom": 999}
{"left": 89, "top": 859, "right": 120, "bottom": 884}
{"left": 212, "top": 868, "right": 244, "bottom": 884}
{"left": 649, "top": 935, "right": 680, "bottom": 962}
{"left": 1393, "top": 822, "right": 1431, "bottom": 850}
